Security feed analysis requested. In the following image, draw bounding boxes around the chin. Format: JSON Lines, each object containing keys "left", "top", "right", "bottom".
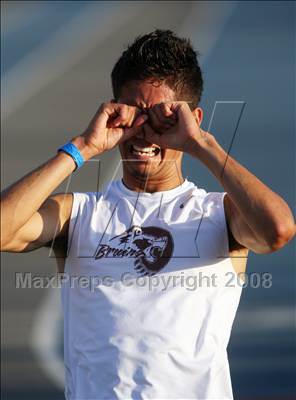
{"left": 125, "top": 159, "right": 161, "bottom": 178}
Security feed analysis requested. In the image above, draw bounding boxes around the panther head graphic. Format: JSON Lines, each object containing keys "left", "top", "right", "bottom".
{"left": 110, "top": 225, "right": 174, "bottom": 276}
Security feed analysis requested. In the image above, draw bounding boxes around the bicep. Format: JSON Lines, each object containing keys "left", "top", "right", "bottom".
{"left": 7, "top": 193, "right": 73, "bottom": 252}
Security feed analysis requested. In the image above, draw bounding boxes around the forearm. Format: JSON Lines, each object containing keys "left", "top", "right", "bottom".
{"left": 189, "top": 134, "right": 295, "bottom": 248}
{"left": 0, "top": 136, "right": 97, "bottom": 246}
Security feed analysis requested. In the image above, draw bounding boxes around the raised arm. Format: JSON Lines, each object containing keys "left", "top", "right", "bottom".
{"left": 142, "top": 101, "right": 295, "bottom": 254}
{"left": 194, "top": 137, "right": 296, "bottom": 253}
{"left": 0, "top": 155, "right": 75, "bottom": 252}
{"left": 0, "top": 103, "right": 147, "bottom": 253}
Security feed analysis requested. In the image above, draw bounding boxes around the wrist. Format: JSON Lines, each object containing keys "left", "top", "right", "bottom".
{"left": 70, "top": 135, "right": 102, "bottom": 161}
{"left": 189, "top": 132, "right": 227, "bottom": 174}
{"left": 187, "top": 131, "right": 214, "bottom": 157}
{"left": 58, "top": 142, "right": 84, "bottom": 170}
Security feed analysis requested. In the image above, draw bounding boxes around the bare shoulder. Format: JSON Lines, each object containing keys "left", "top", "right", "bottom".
{"left": 10, "top": 192, "right": 74, "bottom": 253}
{"left": 41, "top": 192, "right": 74, "bottom": 243}
{"left": 38, "top": 192, "right": 74, "bottom": 244}
{"left": 40, "top": 192, "right": 74, "bottom": 218}
{"left": 43, "top": 193, "right": 74, "bottom": 273}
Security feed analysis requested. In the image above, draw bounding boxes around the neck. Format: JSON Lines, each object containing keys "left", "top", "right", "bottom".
{"left": 122, "top": 170, "right": 185, "bottom": 193}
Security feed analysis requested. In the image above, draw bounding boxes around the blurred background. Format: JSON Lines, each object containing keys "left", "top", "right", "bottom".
{"left": 1, "top": 1, "right": 295, "bottom": 399}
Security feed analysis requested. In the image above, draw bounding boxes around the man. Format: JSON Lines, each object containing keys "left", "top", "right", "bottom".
{"left": 1, "top": 30, "right": 295, "bottom": 399}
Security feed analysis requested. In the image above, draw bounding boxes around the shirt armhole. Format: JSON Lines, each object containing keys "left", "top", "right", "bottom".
{"left": 218, "top": 192, "right": 230, "bottom": 257}
{"left": 66, "top": 192, "right": 86, "bottom": 255}
{"left": 201, "top": 191, "right": 229, "bottom": 258}
{"left": 66, "top": 192, "right": 102, "bottom": 255}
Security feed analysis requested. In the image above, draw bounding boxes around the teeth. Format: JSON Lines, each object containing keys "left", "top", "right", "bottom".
{"left": 130, "top": 145, "right": 161, "bottom": 157}
{"left": 133, "top": 145, "right": 156, "bottom": 153}
{"left": 133, "top": 151, "right": 153, "bottom": 156}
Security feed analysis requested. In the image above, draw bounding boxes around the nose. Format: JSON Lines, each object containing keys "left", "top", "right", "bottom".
{"left": 134, "top": 125, "right": 145, "bottom": 139}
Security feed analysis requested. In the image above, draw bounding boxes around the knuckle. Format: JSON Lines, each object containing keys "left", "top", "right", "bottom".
{"left": 129, "top": 105, "right": 137, "bottom": 116}
{"left": 119, "top": 103, "right": 127, "bottom": 111}
{"left": 98, "top": 103, "right": 105, "bottom": 113}
{"left": 100, "top": 102, "right": 113, "bottom": 114}
{"left": 163, "top": 104, "right": 171, "bottom": 116}
{"left": 120, "top": 107, "right": 127, "bottom": 117}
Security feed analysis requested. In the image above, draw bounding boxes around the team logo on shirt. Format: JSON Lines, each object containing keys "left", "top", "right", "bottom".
{"left": 95, "top": 225, "right": 174, "bottom": 276}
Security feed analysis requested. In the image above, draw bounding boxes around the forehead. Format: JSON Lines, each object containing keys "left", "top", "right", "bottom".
{"left": 118, "top": 79, "right": 176, "bottom": 109}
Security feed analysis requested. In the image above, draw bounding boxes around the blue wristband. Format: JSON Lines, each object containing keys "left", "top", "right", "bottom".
{"left": 57, "top": 142, "right": 84, "bottom": 170}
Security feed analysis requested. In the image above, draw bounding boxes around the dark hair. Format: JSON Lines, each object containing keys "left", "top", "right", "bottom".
{"left": 111, "top": 29, "right": 203, "bottom": 108}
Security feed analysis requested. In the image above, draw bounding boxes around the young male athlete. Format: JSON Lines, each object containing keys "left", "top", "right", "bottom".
{"left": 1, "top": 30, "right": 295, "bottom": 399}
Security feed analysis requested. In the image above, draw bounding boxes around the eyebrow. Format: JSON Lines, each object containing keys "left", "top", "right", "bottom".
{"left": 119, "top": 99, "right": 194, "bottom": 110}
{"left": 118, "top": 98, "right": 143, "bottom": 108}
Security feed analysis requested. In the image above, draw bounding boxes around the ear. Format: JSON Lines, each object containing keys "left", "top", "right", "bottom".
{"left": 192, "top": 107, "right": 203, "bottom": 126}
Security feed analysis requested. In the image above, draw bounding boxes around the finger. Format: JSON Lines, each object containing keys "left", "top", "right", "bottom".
{"left": 174, "top": 102, "right": 198, "bottom": 129}
{"left": 101, "top": 103, "right": 121, "bottom": 128}
{"left": 147, "top": 108, "right": 165, "bottom": 133}
{"left": 159, "top": 102, "right": 178, "bottom": 121}
{"left": 119, "top": 114, "right": 148, "bottom": 143}
{"left": 110, "top": 104, "right": 138, "bottom": 128}
{"left": 87, "top": 102, "right": 136, "bottom": 139}
{"left": 112, "top": 104, "right": 130, "bottom": 127}
{"left": 170, "top": 101, "right": 190, "bottom": 114}
{"left": 153, "top": 104, "right": 175, "bottom": 128}
{"left": 142, "top": 122, "right": 162, "bottom": 146}
{"left": 132, "top": 113, "right": 148, "bottom": 128}
{"left": 88, "top": 102, "right": 111, "bottom": 130}
{"left": 127, "top": 105, "right": 142, "bottom": 127}
{"left": 160, "top": 102, "right": 176, "bottom": 118}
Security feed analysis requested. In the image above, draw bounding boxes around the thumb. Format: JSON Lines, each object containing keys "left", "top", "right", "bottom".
{"left": 118, "top": 114, "right": 148, "bottom": 143}
{"left": 90, "top": 108, "right": 109, "bottom": 132}
{"left": 126, "top": 113, "right": 148, "bottom": 134}
{"left": 175, "top": 102, "right": 196, "bottom": 128}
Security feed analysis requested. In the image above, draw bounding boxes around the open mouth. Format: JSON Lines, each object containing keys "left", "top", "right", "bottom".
{"left": 129, "top": 144, "right": 161, "bottom": 158}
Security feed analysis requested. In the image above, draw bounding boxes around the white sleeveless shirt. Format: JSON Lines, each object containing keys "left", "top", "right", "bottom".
{"left": 62, "top": 179, "right": 242, "bottom": 399}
